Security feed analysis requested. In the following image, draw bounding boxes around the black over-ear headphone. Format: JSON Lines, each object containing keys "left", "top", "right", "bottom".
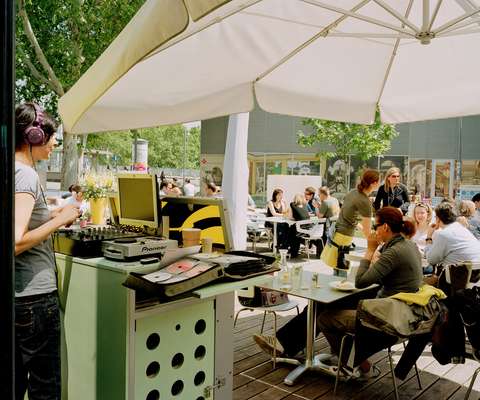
{"left": 24, "top": 103, "right": 46, "bottom": 146}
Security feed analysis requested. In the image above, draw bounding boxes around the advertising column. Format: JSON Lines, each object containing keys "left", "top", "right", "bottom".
{"left": 132, "top": 138, "right": 148, "bottom": 172}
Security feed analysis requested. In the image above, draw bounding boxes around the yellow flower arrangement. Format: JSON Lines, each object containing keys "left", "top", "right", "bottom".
{"left": 81, "top": 173, "right": 113, "bottom": 200}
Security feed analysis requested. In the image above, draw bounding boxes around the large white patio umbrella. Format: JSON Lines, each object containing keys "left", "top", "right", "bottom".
{"left": 59, "top": 0, "right": 480, "bottom": 133}
{"left": 58, "top": 0, "right": 480, "bottom": 249}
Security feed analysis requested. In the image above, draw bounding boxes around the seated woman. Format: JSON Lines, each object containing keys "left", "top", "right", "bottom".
{"left": 265, "top": 188, "right": 289, "bottom": 250}
{"left": 287, "top": 194, "right": 323, "bottom": 258}
{"left": 254, "top": 207, "right": 423, "bottom": 377}
{"left": 410, "top": 202, "right": 434, "bottom": 252}
{"left": 457, "top": 200, "right": 480, "bottom": 240}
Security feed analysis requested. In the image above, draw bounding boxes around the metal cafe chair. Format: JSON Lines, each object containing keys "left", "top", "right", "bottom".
{"left": 234, "top": 287, "right": 300, "bottom": 368}
{"left": 334, "top": 334, "right": 422, "bottom": 400}
{"left": 295, "top": 218, "right": 325, "bottom": 259}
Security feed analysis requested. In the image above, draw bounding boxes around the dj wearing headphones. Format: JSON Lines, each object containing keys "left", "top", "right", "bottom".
{"left": 14, "top": 103, "right": 80, "bottom": 400}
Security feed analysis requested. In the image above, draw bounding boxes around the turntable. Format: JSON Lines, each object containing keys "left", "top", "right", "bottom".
{"left": 102, "top": 236, "right": 178, "bottom": 260}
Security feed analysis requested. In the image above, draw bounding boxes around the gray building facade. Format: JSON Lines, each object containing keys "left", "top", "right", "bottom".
{"left": 202, "top": 107, "right": 480, "bottom": 204}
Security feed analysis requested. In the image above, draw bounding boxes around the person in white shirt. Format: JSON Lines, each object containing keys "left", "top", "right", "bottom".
{"left": 63, "top": 184, "right": 88, "bottom": 213}
{"left": 410, "top": 202, "right": 433, "bottom": 252}
{"left": 183, "top": 178, "right": 195, "bottom": 196}
{"left": 425, "top": 202, "right": 480, "bottom": 267}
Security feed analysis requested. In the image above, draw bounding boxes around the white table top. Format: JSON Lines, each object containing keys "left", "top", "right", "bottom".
{"left": 259, "top": 272, "right": 378, "bottom": 305}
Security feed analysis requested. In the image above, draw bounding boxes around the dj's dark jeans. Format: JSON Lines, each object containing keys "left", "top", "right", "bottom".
{"left": 15, "top": 291, "right": 61, "bottom": 400}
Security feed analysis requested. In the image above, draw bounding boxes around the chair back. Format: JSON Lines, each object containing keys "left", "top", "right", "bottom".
{"left": 439, "top": 262, "right": 480, "bottom": 296}
{"left": 295, "top": 218, "right": 324, "bottom": 238}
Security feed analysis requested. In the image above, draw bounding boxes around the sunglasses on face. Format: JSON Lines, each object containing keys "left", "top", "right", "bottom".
{"left": 391, "top": 175, "right": 400, "bottom": 178}
{"left": 373, "top": 222, "right": 384, "bottom": 230}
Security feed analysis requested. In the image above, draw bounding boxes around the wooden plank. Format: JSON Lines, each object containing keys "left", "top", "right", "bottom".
{"left": 413, "top": 377, "right": 461, "bottom": 400}
{"left": 447, "top": 385, "right": 480, "bottom": 399}
{"left": 234, "top": 373, "right": 254, "bottom": 390}
{"left": 233, "top": 380, "right": 270, "bottom": 400}
{"left": 248, "top": 386, "right": 294, "bottom": 400}
{"left": 234, "top": 353, "right": 271, "bottom": 375}
{"left": 353, "top": 368, "right": 436, "bottom": 400}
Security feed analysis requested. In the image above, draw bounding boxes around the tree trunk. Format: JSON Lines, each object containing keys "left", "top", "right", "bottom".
{"left": 60, "top": 131, "right": 79, "bottom": 190}
{"left": 77, "top": 134, "right": 88, "bottom": 179}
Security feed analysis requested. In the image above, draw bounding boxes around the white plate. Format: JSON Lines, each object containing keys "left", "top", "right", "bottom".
{"left": 329, "top": 280, "right": 356, "bottom": 291}
{"left": 191, "top": 252, "right": 221, "bottom": 260}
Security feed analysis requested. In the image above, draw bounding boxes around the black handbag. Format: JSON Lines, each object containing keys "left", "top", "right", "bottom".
{"left": 454, "top": 287, "right": 480, "bottom": 350}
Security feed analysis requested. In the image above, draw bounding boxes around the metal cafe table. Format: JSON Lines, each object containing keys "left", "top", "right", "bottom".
{"left": 258, "top": 271, "right": 378, "bottom": 385}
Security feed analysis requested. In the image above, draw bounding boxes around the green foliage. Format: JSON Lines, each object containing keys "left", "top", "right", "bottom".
{"left": 297, "top": 112, "right": 399, "bottom": 163}
{"left": 16, "top": 0, "right": 145, "bottom": 114}
{"left": 86, "top": 125, "right": 201, "bottom": 169}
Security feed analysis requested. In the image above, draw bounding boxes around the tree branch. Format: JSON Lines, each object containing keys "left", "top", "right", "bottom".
{"left": 17, "top": 46, "right": 58, "bottom": 93}
{"left": 17, "top": 0, "right": 65, "bottom": 96}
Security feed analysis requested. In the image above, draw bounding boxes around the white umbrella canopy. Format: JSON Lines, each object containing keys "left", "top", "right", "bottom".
{"left": 59, "top": 0, "right": 480, "bottom": 133}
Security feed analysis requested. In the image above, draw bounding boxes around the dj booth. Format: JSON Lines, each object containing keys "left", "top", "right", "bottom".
{"left": 57, "top": 253, "right": 270, "bottom": 400}
{"left": 55, "top": 174, "right": 273, "bottom": 400}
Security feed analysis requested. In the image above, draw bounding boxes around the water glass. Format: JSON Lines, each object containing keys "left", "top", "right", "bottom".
{"left": 291, "top": 265, "right": 303, "bottom": 288}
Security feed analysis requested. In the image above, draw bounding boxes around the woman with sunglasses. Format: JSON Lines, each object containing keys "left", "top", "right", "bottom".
{"left": 374, "top": 167, "right": 410, "bottom": 214}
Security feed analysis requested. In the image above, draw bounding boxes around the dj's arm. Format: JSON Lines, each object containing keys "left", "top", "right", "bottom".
{"left": 15, "top": 193, "right": 80, "bottom": 255}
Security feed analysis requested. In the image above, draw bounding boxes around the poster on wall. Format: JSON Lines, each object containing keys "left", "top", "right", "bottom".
{"left": 200, "top": 154, "right": 224, "bottom": 189}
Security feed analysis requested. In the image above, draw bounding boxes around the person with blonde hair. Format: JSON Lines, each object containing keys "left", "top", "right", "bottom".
{"left": 410, "top": 202, "right": 434, "bottom": 251}
{"left": 374, "top": 167, "right": 409, "bottom": 214}
{"left": 457, "top": 200, "right": 480, "bottom": 240}
{"left": 287, "top": 193, "right": 312, "bottom": 257}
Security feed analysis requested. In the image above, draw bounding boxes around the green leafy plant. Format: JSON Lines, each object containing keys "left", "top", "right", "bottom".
{"left": 297, "top": 111, "right": 399, "bottom": 163}
{"left": 79, "top": 210, "right": 91, "bottom": 221}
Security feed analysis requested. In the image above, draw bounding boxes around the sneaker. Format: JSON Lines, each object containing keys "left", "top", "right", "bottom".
{"left": 253, "top": 334, "right": 285, "bottom": 357}
{"left": 351, "top": 364, "right": 381, "bottom": 382}
{"left": 316, "top": 353, "right": 339, "bottom": 366}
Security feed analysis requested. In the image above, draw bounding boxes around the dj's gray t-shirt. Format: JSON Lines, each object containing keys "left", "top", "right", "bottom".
{"left": 15, "top": 161, "right": 57, "bottom": 297}
{"left": 335, "top": 189, "right": 372, "bottom": 237}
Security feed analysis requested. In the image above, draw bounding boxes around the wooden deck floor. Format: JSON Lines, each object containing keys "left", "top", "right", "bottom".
{"left": 232, "top": 312, "right": 480, "bottom": 400}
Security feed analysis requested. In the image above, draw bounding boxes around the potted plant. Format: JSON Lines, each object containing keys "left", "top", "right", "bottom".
{"left": 79, "top": 210, "right": 91, "bottom": 228}
{"left": 81, "top": 174, "right": 113, "bottom": 225}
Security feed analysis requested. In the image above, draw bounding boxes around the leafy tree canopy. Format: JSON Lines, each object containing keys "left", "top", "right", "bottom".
{"left": 297, "top": 112, "right": 399, "bottom": 162}
{"left": 86, "top": 125, "right": 201, "bottom": 169}
{"left": 16, "top": 0, "right": 145, "bottom": 114}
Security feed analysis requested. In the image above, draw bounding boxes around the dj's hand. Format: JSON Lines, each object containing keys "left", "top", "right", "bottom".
{"left": 58, "top": 204, "right": 81, "bottom": 226}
